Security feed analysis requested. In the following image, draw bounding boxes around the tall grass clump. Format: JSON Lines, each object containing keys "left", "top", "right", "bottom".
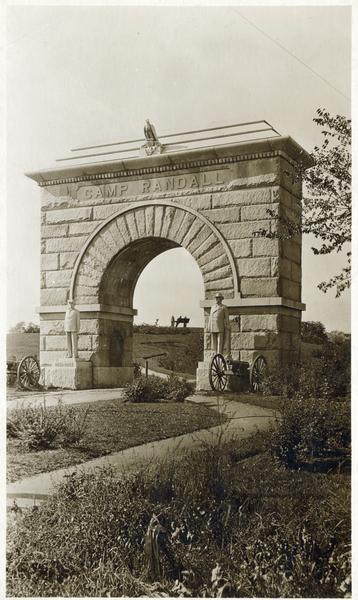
{"left": 271, "top": 396, "right": 350, "bottom": 469}
{"left": 7, "top": 438, "right": 351, "bottom": 598}
{"left": 7, "top": 399, "right": 89, "bottom": 450}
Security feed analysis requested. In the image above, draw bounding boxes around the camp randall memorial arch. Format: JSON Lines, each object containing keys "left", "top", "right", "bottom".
{"left": 26, "top": 120, "right": 313, "bottom": 390}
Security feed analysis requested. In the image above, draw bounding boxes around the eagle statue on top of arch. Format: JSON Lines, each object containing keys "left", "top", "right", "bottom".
{"left": 142, "top": 119, "right": 164, "bottom": 156}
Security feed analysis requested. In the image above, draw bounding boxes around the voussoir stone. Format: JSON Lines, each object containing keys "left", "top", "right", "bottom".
{"left": 199, "top": 253, "right": 229, "bottom": 274}
{"left": 204, "top": 265, "right": 232, "bottom": 283}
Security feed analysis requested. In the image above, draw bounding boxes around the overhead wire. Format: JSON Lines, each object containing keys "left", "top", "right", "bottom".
{"left": 232, "top": 8, "right": 350, "bottom": 102}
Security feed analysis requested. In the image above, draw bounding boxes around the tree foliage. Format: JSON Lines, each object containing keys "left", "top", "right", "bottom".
{"left": 258, "top": 109, "right": 351, "bottom": 297}
{"left": 9, "top": 321, "right": 40, "bottom": 333}
{"left": 302, "top": 109, "right": 351, "bottom": 296}
{"left": 301, "top": 321, "right": 328, "bottom": 345}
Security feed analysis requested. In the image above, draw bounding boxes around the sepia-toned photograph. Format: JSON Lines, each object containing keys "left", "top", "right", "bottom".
{"left": 3, "top": 2, "right": 352, "bottom": 597}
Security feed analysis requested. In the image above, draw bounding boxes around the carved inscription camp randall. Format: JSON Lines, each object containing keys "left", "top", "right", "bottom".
{"left": 79, "top": 170, "right": 227, "bottom": 200}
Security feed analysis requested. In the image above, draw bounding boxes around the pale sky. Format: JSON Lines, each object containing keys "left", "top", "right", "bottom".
{"left": 6, "top": 3, "right": 351, "bottom": 331}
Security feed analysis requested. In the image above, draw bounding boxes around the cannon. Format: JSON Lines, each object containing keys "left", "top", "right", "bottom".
{"left": 209, "top": 353, "right": 267, "bottom": 394}
{"left": 7, "top": 355, "right": 41, "bottom": 390}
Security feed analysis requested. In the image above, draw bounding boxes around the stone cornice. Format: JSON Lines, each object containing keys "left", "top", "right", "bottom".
{"left": 38, "top": 304, "right": 138, "bottom": 316}
{"left": 26, "top": 137, "right": 314, "bottom": 187}
{"left": 200, "top": 297, "right": 306, "bottom": 311}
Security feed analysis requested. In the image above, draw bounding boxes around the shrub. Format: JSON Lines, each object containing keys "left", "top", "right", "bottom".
{"left": 7, "top": 400, "right": 89, "bottom": 450}
{"left": 166, "top": 375, "right": 195, "bottom": 402}
{"left": 271, "top": 396, "right": 350, "bottom": 468}
{"left": 262, "top": 339, "right": 350, "bottom": 400}
{"left": 123, "top": 376, "right": 168, "bottom": 403}
{"left": 124, "top": 374, "right": 194, "bottom": 403}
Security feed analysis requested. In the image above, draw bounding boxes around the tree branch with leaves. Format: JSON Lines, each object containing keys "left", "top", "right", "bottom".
{"left": 258, "top": 109, "right": 351, "bottom": 297}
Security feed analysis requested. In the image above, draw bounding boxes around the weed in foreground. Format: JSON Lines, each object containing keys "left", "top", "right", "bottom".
{"left": 7, "top": 398, "right": 89, "bottom": 450}
{"left": 7, "top": 438, "right": 351, "bottom": 597}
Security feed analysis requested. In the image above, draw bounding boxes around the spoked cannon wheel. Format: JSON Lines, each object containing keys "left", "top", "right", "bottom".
{"left": 209, "top": 353, "right": 228, "bottom": 392}
{"left": 250, "top": 355, "right": 267, "bottom": 394}
{"left": 17, "top": 355, "right": 41, "bottom": 390}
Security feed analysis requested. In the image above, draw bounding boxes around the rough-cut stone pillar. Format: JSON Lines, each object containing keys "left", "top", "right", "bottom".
{"left": 28, "top": 136, "right": 312, "bottom": 389}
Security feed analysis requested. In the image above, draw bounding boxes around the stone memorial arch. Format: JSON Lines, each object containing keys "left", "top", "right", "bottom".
{"left": 27, "top": 135, "right": 312, "bottom": 389}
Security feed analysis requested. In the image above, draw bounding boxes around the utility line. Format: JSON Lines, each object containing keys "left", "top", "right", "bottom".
{"left": 233, "top": 8, "right": 350, "bottom": 102}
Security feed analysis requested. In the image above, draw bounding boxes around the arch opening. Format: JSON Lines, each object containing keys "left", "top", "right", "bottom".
{"left": 71, "top": 201, "right": 237, "bottom": 387}
{"left": 88, "top": 236, "right": 206, "bottom": 385}
{"left": 133, "top": 246, "right": 205, "bottom": 328}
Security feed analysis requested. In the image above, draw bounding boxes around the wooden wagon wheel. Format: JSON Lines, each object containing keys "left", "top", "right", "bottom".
{"left": 250, "top": 355, "right": 267, "bottom": 394}
{"left": 17, "top": 355, "right": 40, "bottom": 390}
{"left": 209, "top": 353, "right": 228, "bottom": 392}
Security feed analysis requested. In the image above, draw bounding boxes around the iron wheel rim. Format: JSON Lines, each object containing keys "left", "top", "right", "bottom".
{"left": 17, "top": 356, "right": 40, "bottom": 390}
{"left": 209, "top": 353, "right": 228, "bottom": 392}
{"left": 250, "top": 355, "right": 267, "bottom": 394}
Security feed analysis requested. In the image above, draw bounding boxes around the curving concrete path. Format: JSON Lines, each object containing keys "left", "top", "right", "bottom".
{"left": 7, "top": 387, "right": 126, "bottom": 411}
{"left": 7, "top": 393, "right": 279, "bottom": 508}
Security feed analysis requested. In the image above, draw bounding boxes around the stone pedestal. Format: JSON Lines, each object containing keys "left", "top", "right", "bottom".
{"left": 93, "top": 366, "right": 134, "bottom": 388}
{"left": 196, "top": 360, "right": 213, "bottom": 392}
{"left": 44, "top": 358, "right": 93, "bottom": 390}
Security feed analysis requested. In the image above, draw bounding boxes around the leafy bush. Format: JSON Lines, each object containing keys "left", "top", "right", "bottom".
{"left": 123, "top": 375, "right": 168, "bottom": 403}
{"left": 271, "top": 396, "right": 350, "bottom": 469}
{"left": 263, "top": 339, "right": 350, "bottom": 400}
{"left": 7, "top": 444, "right": 351, "bottom": 597}
{"left": 124, "top": 374, "right": 194, "bottom": 403}
{"left": 166, "top": 375, "right": 195, "bottom": 402}
{"left": 301, "top": 320, "right": 328, "bottom": 344}
{"left": 7, "top": 400, "right": 89, "bottom": 450}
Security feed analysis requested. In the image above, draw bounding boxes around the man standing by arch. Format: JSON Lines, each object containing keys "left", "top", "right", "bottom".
{"left": 65, "top": 299, "right": 80, "bottom": 359}
{"left": 208, "top": 293, "right": 231, "bottom": 356}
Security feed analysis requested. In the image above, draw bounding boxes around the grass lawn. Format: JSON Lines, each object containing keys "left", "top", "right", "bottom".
{"left": 7, "top": 398, "right": 226, "bottom": 482}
